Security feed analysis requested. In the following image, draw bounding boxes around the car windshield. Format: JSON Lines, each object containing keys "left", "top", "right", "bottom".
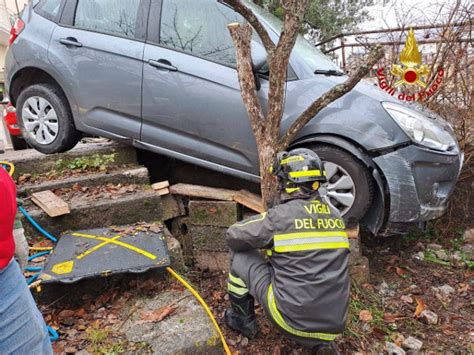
{"left": 244, "top": 1, "right": 342, "bottom": 73}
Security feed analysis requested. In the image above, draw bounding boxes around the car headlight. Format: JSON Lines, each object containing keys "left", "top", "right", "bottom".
{"left": 382, "top": 102, "right": 456, "bottom": 152}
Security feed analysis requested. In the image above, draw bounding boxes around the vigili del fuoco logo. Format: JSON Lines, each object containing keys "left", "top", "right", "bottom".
{"left": 377, "top": 28, "right": 444, "bottom": 102}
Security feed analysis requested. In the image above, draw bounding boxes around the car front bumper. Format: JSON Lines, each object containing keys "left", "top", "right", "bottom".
{"left": 374, "top": 144, "right": 463, "bottom": 235}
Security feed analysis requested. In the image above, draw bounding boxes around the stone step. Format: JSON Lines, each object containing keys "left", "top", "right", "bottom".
{"left": 21, "top": 191, "right": 185, "bottom": 240}
{"left": 17, "top": 166, "right": 149, "bottom": 197}
{"left": 4, "top": 142, "right": 137, "bottom": 177}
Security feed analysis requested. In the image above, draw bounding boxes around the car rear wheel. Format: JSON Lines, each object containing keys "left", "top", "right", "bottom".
{"left": 17, "top": 84, "right": 81, "bottom": 154}
{"left": 308, "top": 144, "right": 374, "bottom": 220}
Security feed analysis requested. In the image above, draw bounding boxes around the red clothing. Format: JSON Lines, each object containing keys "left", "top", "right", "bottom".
{"left": 0, "top": 167, "right": 17, "bottom": 269}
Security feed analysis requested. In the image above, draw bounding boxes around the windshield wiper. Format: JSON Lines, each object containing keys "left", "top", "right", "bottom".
{"left": 314, "top": 69, "right": 344, "bottom": 76}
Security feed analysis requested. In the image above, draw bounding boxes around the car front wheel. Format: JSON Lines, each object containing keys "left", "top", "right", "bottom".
{"left": 308, "top": 144, "right": 374, "bottom": 221}
{"left": 17, "top": 84, "right": 81, "bottom": 154}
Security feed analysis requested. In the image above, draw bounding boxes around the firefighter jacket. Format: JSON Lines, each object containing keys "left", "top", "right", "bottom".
{"left": 226, "top": 194, "right": 350, "bottom": 340}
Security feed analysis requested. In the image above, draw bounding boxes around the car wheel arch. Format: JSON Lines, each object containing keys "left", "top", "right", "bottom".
{"left": 292, "top": 134, "right": 390, "bottom": 235}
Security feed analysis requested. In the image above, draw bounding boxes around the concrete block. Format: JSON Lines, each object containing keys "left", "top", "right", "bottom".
{"left": 122, "top": 289, "right": 222, "bottom": 354}
{"left": 195, "top": 250, "right": 229, "bottom": 272}
{"left": 170, "top": 217, "right": 194, "bottom": 265}
{"left": 8, "top": 142, "right": 137, "bottom": 177}
{"left": 22, "top": 192, "right": 185, "bottom": 239}
{"left": 189, "top": 200, "right": 239, "bottom": 227}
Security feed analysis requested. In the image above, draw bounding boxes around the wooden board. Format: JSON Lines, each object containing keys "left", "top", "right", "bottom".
{"left": 169, "top": 183, "right": 235, "bottom": 201}
{"left": 346, "top": 224, "right": 360, "bottom": 239}
{"left": 31, "top": 190, "right": 70, "bottom": 217}
{"left": 155, "top": 187, "right": 170, "bottom": 196}
{"left": 152, "top": 181, "right": 170, "bottom": 191}
{"left": 233, "top": 190, "right": 265, "bottom": 213}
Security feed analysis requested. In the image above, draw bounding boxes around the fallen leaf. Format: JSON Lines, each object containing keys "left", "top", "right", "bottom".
{"left": 359, "top": 310, "right": 373, "bottom": 322}
{"left": 414, "top": 297, "right": 426, "bottom": 317}
{"left": 58, "top": 310, "right": 75, "bottom": 318}
{"left": 273, "top": 345, "right": 281, "bottom": 355}
{"left": 458, "top": 283, "right": 469, "bottom": 294}
{"left": 384, "top": 313, "right": 404, "bottom": 322}
{"left": 395, "top": 267, "right": 408, "bottom": 277}
{"left": 139, "top": 305, "right": 178, "bottom": 324}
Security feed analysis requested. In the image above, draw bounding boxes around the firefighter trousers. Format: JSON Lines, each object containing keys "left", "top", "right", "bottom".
{"left": 230, "top": 250, "right": 331, "bottom": 348}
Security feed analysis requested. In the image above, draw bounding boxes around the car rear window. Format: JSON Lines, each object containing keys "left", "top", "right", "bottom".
{"left": 74, "top": 0, "right": 141, "bottom": 39}
{"left": 35, "top": 0, "right": 62, "bottom": 21}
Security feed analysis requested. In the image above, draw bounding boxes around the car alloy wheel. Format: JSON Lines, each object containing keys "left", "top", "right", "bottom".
{"left": 21, "top": 96, "right": 59, "bottom": 145}
{"left": 323, "top": 161, "right": 356, "bottom": 216}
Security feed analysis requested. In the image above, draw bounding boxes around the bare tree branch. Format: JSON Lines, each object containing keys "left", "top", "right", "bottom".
{"left": 224, "top": 0, "right": 276, "bottom": 53}
{"left": 279, "top": 46, "right": 385, "bottom": 150}
{"left": 228, "top": 23, "right": 266, "bottom": 133}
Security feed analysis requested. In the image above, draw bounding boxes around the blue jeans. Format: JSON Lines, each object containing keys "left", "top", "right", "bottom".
{"left": 0, "top": 259, "right": 52, "bottom": 355}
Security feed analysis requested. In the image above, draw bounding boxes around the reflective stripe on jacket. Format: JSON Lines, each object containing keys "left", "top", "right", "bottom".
{"left": 226, "top": 194, "right": 350, "bottom": 336}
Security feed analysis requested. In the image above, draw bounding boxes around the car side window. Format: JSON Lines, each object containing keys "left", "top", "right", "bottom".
{"left": 35, "top": 0, "right": 62, "bottom": 21}
{"left": 74, "top": 0, "right": 141, "bottom": 39}
{"left": 159, "top": 0, "right": 244, "bottom": 67}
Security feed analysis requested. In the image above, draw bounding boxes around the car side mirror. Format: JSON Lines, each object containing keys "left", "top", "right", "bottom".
{"left": 251, "top": 40, "right": 267, "bottom": 73}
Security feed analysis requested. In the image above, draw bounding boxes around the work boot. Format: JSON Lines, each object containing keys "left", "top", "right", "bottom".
{"left": 311, "top": 342, "right": 339, "bottom": 355}
{"left": 225, "top": 293, "right": 258, "bottom": 339}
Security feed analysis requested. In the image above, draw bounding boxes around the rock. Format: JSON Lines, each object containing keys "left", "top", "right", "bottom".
{"left": 434, "top": 249, "right": 449, "bottom": 261}
{"left": 413, "top": 251, "right": 425, "bottom": 261}
{"left": 462, "top": 228, "right": 474, "bottom": 244}
{"left": 420, "top": 309, "right": 438, "bottom": 325}
{"left": 437, "top": 284, "right": 455, "bottom": 298}
{"left": 400, "top": 295, "right": 414, "bottom": 304}
{"left": 195, "top": 250, "right": 229, "bottom": 272}
{"left": 461, "top": 244, "right": 474, "bottom": 261}
{"left": 123, "top": 289, "right": 222, "bottom": 354}
{"left": 402, "top": 336, "right": 423, "bottom": 351}
{"left": 408, "top": 284, "right": 422, "bottom": 294}
{"left": 427, "top": 243, "right": 443, "bottom": 250}
{"left": 349, "top": 256, "right": 370, "bottom": 285}
{"left": 386, "top": 341, "right": 406, "bottom": 355}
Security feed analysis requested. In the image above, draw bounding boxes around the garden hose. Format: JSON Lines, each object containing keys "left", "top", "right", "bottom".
{"left": 166, "top": 267, "right": 231, "bottom": 355}
{"left": 0, "top": 161, "right": 15, "bottom": 176}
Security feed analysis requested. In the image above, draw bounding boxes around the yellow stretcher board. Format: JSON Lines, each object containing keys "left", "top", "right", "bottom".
{"left": 40, "top": 226, "right": 170, "bottom": 284}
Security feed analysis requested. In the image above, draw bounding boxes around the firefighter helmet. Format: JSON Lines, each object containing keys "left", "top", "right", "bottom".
{"left": 272, "top": 149, "right": 326, "bottom": 193}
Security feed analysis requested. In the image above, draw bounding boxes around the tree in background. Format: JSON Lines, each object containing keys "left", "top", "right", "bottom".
{"left": 255, "top": 0, "right": 374, "bottom": 42}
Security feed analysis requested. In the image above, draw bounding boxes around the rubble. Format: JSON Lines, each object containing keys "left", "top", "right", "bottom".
{"left": 385, "top": 341, "right": 406, "bottom": 355}
{"left": 420, "top": 309, "right": 438, "bottom": 325}
{"left": 402, "top": 336, "right": 423, "bottom": 351}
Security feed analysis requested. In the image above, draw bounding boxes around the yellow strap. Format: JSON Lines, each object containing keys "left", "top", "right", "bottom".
{"left": 274, "top": 231, "right": 348, "bottom": 241}
{"left": 285, "top": 187, "right": 300, "bottom": 194}
{"left": 76, "top": 235, "right": 122, "bottom": 260}
{"left": 71, "top": 233, "right": 157, "bottom": 260}
{"left": 227, "top": 283, "right": 249, "bottom": 296}
{"left": 233, "top": 212, "right": 267, "bottom": 227}
{"left": 280, "top": 156, "right": 304, "bottom": 165}
{"left": 229, "top": 273, "right": 247, "bottom": 288}
{"left": 289, "top": 170, "right": 325, "bottom": 178}
{"left": 267, "top": 284, "right": 339, "bottom": 341}
{"left": 274, "top": 241, "right": 349, "bottom": 253}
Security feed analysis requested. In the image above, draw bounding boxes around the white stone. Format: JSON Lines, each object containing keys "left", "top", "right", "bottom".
{"left": 427, "top": 243, "right": 442, "bottom": 250}
{"left": 463, "top": 228, "right": 474, "bottom": 243}
{"left": 421, "top": 309, "right": 438, "bottom": 325}
{"left": 386, "top": 341, "right": 406, "bottom": 355}
{"left": 438, "top": 284, "right": 455, "bottom": 297}
{"left": 402, "top": 336, "right": 423, "bottom": 351}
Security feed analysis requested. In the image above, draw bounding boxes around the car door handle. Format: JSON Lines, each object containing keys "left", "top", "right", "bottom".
{"left": 59, "top": 38, "right": 83, "bottom": 48}
{"left": 148, "top": 59, "right": 177, "bottom": 71}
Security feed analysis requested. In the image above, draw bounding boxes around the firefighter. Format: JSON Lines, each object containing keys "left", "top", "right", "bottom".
{"left": 225, "top": 148, "right": 349, "bottom": 354}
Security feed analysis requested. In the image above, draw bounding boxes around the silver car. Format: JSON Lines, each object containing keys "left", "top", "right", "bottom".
{"left": 4, "top": 0, "right": 463, "bottom": 235}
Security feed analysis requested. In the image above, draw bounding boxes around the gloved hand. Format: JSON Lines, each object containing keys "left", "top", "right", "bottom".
{"left": 13, "top": 228, "right": 29, "bottom": 271}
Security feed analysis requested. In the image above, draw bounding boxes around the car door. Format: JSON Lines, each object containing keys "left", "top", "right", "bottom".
{"left": 140, "top": 0, "right": 263, "bottom": 175}
{"left": 48, "top": 0, "right": 150, "bottom": 141}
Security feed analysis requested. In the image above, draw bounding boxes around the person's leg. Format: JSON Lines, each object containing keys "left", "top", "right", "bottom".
{"left": 225, "top": 250, "right": 272, "bottom": 338}
{"left": 0, "top": 259, "right": 53, "bottom": 355}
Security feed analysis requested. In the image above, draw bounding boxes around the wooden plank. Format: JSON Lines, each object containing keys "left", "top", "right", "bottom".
{"left": 233, "top": 190, "right": 265, "bottom": 213}
{"left": 152, "top": 181, "right": 170, "bottom": 191}
{"left": 169, "top": 183, "right": 235, "bottom": 201}
{"left": 31, "top": 190, "right": 70, "bottom": 217}
{"left": 155, "top": 187, "right": 170, "bottom": 196}
{"left": 346, "top": 224, "right": 360, "bottom": 239}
